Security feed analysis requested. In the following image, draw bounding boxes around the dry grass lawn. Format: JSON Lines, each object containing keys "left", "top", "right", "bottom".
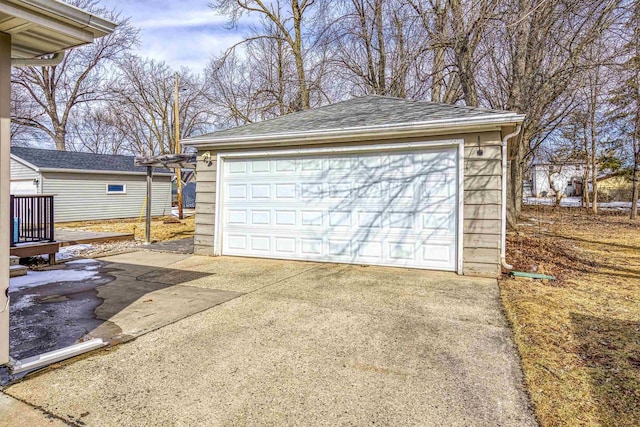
{"left": 502, "top": 206, "right": 640, "bottom": 426}
{"left": 58, "top": 215, "right": 195, "bottom": 242}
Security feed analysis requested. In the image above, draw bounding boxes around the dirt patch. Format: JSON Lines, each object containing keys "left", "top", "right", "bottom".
{"left": 501, "top": 206, "right": 640, "bottom": 426}
{"left": 58, "top": 216, "right": 194, "bottom": 243}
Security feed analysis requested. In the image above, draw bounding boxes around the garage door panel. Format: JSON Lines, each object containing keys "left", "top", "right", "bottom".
{"left": 251, "top": 235, "right": 270, "bottom": 252}
{"left": 422, "top": 241, "right": 456, "bottom": 265}
{"left": 251, "top": 210, "right": 270, "bottom": 225}
{"left": 225, "top": 207, "right": 456, "bottom": 234}
{"left": 222, "top": 147, "right": 458, "bottom": 270}
{"left": 227, "top": 209, "right": 247, "bottom": 225}
{"left": 251, "top": 159, "right": 270, "bottom": 173}
{"left": 227, "top": 161, "right": 247, "bottom": 175}
{"left": 275, "top": 210, "right": 296, "bottom": 226}
{"left": 223, "top": 232, "right": 458, "bottom": 270}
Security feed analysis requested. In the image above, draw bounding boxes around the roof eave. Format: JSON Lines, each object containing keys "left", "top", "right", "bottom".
{"left": 1, "top": 0, "right": 117, "bottom": 58}
{"left": 10, "top": 153, "right": 40, "bottom": 172}
{"left": 10, "top": 0, "right": 117, "bottom": 37}
{"left": 38, "top": 167, "right": 173, "bottom": 176}
{"left": 183, "top": 114, "right": 526, "bottom": 150}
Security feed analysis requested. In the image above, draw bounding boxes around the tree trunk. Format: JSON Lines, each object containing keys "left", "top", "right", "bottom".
{"left": 450, "top": 0, "right": 478, "bottom": 107}
{"left": 291, "top": 1, "right": 309, "bottom": 110}
{"left": 53, "top": 127, "right": 66, "bottom": 151}
{"left": 631, "top": 161, "right": 639, "bottom": 219}
{"left": 430, "top": 0, "right": 445, "bottom": 103}
{"left": 583, "top": 156, "right": 591, "bottom": 209}
{"left": 505, "top": 2, "right": 530, "bottom": 226}
{"left": 591, "top": 148, "right": 598, "bottom": 214}
{"left": 507, "top": 152, "right": 524, "bottom": 229}
{"left": 375, "top": 0, "right": 386, "bottom": 94}
{"left": 391, "top": 11, "right": 406, "bottom": 98}
{"left": 589, "top": 77, "right": 599, "bottom": 215}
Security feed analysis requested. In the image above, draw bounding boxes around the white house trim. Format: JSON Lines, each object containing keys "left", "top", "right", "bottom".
{"left": 213, "top": 139, "right": 465, "bottom": 274}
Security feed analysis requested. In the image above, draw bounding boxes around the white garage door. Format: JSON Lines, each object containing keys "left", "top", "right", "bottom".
{"left": 221, "top": 147, "right": 459, "bottom": 271}
{"left": 10, "top": 180, "right": 37, "bottom": 195}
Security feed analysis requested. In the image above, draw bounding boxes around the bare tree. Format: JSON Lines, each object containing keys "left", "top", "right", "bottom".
{"left": 10, "top": 1, "right": 138, "bottom": 150}
{"left": 111, "top": 56, "right": 214, "bottom": 156}
{"left": 609, "top": 0, "right": 640, "bottom": 219}
{"left": 210, "top": 0, "right": 320, "bottom": 111}
{"left": 67, "top": 105, "right": 128, "bottom": 154}
{"left": 326, "top": 0, "right": 420, "bottom": 98}
{"left": 495, "top": 0, "right": 622, "bottom": 227}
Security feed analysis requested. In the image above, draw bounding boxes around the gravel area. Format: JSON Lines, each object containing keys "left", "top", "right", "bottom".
{"left": 69, "top": 240, "right": 143, "bottom": 259}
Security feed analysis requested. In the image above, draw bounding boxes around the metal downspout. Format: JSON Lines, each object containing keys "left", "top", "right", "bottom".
{"left": 501, "top": 125, "right": 522, "bottom": 270}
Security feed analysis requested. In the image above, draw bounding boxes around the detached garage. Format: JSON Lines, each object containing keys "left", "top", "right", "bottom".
{"left": 10, "top": 147, "right": 172, "bottom": 222}
{"left": 183, "top": 96, "right": 524, "bottom": 277}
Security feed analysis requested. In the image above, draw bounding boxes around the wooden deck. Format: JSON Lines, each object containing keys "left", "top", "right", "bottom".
{"left": 55, "top": 229, "right": 135, "bottom": 247}
{"left": 10, "top": 230, "right": 134, "bottom": 262}
{"left": 10, "top": 242, "right": 60, "bottom": 261}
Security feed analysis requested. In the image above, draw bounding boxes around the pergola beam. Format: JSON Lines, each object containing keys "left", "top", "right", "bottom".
{"left": 134, "top": 153, "right": 196, "bottom": 245}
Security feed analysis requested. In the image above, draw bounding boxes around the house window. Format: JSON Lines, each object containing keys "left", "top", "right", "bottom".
{"left": 106, "top": 183, "right": 126, "bottom": 194}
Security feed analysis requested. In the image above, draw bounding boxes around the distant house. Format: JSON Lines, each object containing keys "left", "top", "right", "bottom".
{"left": 531, "top": 162, "right": 586, "bottom": 198}
{"left": 10, "top": 147, "right": 172, "bottom": 222}
{"left": 597, "top": 172, "right": 633, "bottom": 201}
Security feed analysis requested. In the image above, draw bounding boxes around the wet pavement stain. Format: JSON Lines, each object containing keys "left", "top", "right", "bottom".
{"left": 2, "top": 253, "right": 231, "bottom": 385}
{"left": 8, "top": 261, "right": 115, "bottom": 362}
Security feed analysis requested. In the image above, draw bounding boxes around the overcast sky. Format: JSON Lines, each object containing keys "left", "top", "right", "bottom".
{"left": 97, "top": 0, "right": 248, "bottom": 73}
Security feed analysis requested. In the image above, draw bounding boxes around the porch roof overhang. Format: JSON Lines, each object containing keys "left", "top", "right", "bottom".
{"left": 0, "top": 0, "right": 116, "bottom": 59}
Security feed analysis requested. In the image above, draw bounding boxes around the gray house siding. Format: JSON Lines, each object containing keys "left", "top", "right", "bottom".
{"left": 41, "top": 172, "right": 172, "bottom": 222}
{"left": 193, "top": 130, "right": 504, "bottom": 277}
{"left": 10, "top": 158, "right": 38, "bottom": 180}
{"left": 10, "top": 158, "right": 41, "bottom": 194}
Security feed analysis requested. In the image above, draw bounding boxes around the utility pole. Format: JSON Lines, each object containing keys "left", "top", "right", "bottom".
{"left": 174, "top": 72, "right": 183, "bottom": 220}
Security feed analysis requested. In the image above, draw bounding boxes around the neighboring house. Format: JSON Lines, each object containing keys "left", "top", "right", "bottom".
{"left": 183, "top": 96, "right": 525, "bottom": 277}
{"left": 531, "top": 162, "right": 586, "bottom": 197}
{"left": 10, "top": 147, "right": 172, "bottom": 222}
{"left": 597, "top": 172, "right": 633, "bottom": 201}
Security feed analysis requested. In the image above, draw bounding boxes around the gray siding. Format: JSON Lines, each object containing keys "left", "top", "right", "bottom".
{"left": 10, "top": 158, "right": 39, "bottom": 180}
{"left": 41, "top": 172, "right": 172, "bottom": 222}
{"left": 461, "top": 132, "right": 502, "bottom": 277}
{"left": 194, "top": 155, "right": 217, "bottom": 255}
{"left": 194, "top": 130, "right": 505, "bottom": 277}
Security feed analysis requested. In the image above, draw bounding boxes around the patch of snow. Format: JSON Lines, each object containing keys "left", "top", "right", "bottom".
{"left": 56, "top": 244, "right": 94, "bottom": 260}
{"left": 9, "top": 268, "right": 101, "bottom": 290}
{"left": 601, "top": 201, "right": 633, "bottom": 208}
{"left": 525, "top": 196, "right": 639, "bottom": 209}
{"left": 171, "top": 207, "right": 195, "bottom": 218}
{"left": 10, "top": 295, "right": 34, "bottom": 311}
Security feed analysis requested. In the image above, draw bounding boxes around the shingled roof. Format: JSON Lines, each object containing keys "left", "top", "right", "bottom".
{"left": 11, "top": 147, "right": 172, "bottom": 175}
{"left": 184, "top": 96, "right": 523, "bottom": 145}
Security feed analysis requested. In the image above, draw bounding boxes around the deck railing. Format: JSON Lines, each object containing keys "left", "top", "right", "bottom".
{"left": 10, "top": 195, "right": 55, "bottom": 246}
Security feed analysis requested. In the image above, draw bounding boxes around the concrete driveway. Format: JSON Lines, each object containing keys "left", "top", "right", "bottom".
{"left": 2, "top": 254, "right": 536, "bottom": 426}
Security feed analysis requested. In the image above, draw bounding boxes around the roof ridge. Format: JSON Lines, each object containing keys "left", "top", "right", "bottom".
{"left": 11, "top": 146, "right": 172, "bottom": 174}
{"left": 12, "top": 146, "right": 136, "bottom": 158}
{"left": 184, "top": 95, "right": 523, "bottom": 142}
